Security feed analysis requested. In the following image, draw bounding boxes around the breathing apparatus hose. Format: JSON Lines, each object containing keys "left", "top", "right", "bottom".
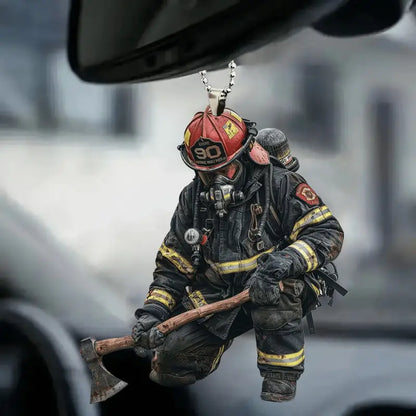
{"left": 192, "top": 177, "right": 201, "bottom": 230}
{"left": 256, "top": 164, "right": 271, "bottom": 240}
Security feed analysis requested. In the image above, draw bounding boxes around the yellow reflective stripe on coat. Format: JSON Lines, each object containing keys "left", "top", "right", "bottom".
{"left": 289, "top": 240, "right": 318, "bottom": 272}
{"left": 290, "top": 205, "right": 333, "bottom": 241}
{"left": 187, "top": 290, "right": 214, "bottom": 319}
{"left": 257, "top": 348, "right": 305, "bottom": 367}
{"left": 311, "top": 283, "right": 321, "bottom": 297}
{"left": 159, "top": 243, "right": 194, "bottom": 275}
{"left": 145, "top": 289, "right": 176, "bottom": 310}
{"left": 188, "top": 290, "right": 208, "bottom": 309}
{"left": 213, "top": 247, "right": 274, "bottom": 275}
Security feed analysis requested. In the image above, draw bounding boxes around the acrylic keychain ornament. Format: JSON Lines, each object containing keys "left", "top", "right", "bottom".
{"left": 199, "top": 60, "right": 237, "bottom": 116}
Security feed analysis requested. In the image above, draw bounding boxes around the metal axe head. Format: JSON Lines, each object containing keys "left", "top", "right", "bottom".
{"left": 80, "top": 337, "right": 128, "bottom": 404}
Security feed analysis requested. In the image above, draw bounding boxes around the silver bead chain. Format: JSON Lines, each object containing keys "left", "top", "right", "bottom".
{"left": 200, "top": 60, "right": 236, "bottom": 95}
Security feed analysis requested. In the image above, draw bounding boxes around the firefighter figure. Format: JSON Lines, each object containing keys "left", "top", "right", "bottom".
{"left": 131, "top": 63, "right": 344, "bottom": 402}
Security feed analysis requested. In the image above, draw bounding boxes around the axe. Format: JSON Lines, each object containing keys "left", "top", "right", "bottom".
{"left": 80, "top": 288, "right": 250, "bottom": 404}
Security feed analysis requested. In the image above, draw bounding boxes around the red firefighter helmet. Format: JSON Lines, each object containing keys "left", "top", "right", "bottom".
{"left": 179, "top": 106, "right": 268, "bottom": 171}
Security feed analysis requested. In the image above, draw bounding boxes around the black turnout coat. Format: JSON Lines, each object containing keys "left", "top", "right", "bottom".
{"left": 141, "top": 160, "right": 344, "bottom": 339}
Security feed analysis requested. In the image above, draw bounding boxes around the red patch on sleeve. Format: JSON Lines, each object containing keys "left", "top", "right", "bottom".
{"left": 295, "top": 183, "right": 319, "bottom": 205}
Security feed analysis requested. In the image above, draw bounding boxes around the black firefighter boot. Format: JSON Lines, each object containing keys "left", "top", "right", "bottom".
{"left": 261, "top": 373, "right": 297, "bottom": 402}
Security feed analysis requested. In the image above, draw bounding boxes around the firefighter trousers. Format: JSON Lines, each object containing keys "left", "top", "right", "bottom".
{"left": 150, "top": 278, "right": 306, "bottom": 386}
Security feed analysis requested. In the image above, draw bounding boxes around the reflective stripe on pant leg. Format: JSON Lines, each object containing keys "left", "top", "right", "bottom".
{"left": 255, "top": 318, "right": 305, "bottom": 379}
{"left": 209, "top": 339, "right": 234, "bottom": 374}
{"left": 251, "top": 279, "right": 305, "bottom": 380}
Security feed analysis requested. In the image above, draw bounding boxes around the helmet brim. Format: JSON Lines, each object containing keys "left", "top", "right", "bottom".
{"left": 179, "top": 132, "right": 256, "bottom": 171}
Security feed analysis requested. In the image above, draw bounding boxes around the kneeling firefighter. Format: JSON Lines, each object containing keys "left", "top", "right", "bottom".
{"left": 131, "top": 64, "right": 345, "bottom": 402}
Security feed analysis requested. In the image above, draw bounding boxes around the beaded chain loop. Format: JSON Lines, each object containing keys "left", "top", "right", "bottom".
{"left": 199, "top": 60, "right": 236, "bottom": 96}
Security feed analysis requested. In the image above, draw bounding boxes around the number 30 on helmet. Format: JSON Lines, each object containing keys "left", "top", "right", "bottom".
{"left": 178, "top": 106, "right": 269, "bottom": 171}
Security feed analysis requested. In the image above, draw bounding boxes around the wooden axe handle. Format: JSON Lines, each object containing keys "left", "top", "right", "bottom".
{"left": 94, "top": 289, "right": 250, "bottom": 357}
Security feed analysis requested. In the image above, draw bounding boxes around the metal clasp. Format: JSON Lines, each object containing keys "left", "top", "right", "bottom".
{"left": 200, "top": 60, "right": 237, "bottom": 116}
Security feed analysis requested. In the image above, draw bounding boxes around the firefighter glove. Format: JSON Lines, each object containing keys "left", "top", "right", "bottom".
{"left": 248, "top": 252, "right": 300, "bottom": 305}
{"left": 132, "top": 312, "right": 165, "bottom": 353}
{"left": 132, "top": 299, "right": 171, "bottom": 356}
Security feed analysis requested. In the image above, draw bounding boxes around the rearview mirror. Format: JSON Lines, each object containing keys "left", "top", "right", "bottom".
{"left": 67, "top": 0, "right": 345, "bottom": 84}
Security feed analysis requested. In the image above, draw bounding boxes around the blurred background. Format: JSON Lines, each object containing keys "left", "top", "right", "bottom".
{"left": 1, "top": 1, "right": 416, "bottom": 415}
{"left": 2, "top": 0, "right": 416, "bottom": 325}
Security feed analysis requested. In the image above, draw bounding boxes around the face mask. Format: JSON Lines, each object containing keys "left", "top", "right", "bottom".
{"left": 198, "top": 162, "right": 240, "bottom": 187}
{"left": 199, "top": 162, "right": 245, "bottom": 217}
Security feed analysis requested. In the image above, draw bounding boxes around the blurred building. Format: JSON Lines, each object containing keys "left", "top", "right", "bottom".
{"left": 238, "top": 29, "right": 416, "bottom": 269}
{"left": 1, "top": 3, "right": 416, "bottom": 326}
{"left": 0, "top": 0, "right": 137, "bottom": 135}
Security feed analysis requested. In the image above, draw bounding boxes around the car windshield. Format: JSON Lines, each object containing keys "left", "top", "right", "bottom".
{"left": 1, "top": 2, "right": 416, "bottom": 337}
